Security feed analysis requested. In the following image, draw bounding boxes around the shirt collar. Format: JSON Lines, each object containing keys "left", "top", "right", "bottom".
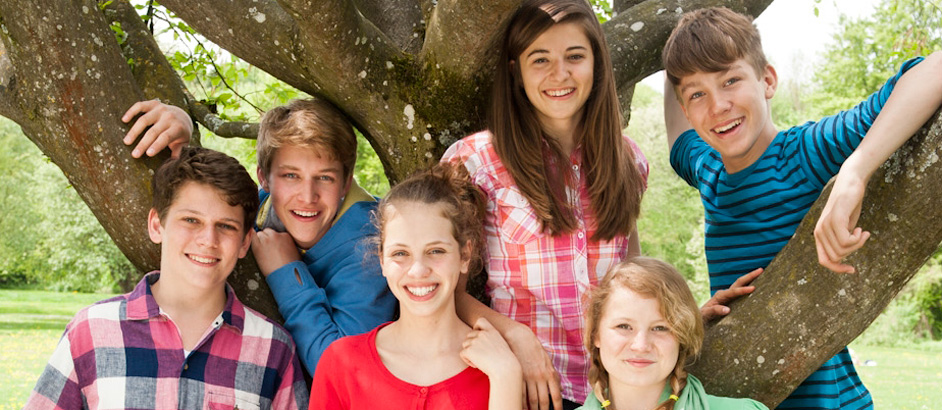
{"left": 125, "top": 271, "right": 246, "bottom": 333}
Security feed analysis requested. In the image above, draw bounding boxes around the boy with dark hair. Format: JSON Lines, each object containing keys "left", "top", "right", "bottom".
{"left": 662, "top": 6, "right": 942, "bottom": 410}
{"left": 121, "top": 98, "right": 396, "bottom": 375}
{"left": 25, "top": 147, "right": 308, "bottom": 410}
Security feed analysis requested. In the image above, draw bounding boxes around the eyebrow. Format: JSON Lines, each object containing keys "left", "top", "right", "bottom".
{"left": 386, "top": 240, "right": 453, "bottom": 248}
{"left": 275, "top": 164, "right": 343, "bottom": 174}
{"left": 525, "top": 45, "right": 588, "bottom": 59}
{"left": 177, "top": 209, "right": 243, "bottom": 226}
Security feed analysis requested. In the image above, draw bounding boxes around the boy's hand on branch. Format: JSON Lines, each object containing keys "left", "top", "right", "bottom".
{"left": 122, "top": 100, "right": 193, "bottom": 158}
{"left": 814, "top": 173, "right": 870, "bottom": 273}
{"left": 700, "top": 267, "right": 762, "bottom": 322}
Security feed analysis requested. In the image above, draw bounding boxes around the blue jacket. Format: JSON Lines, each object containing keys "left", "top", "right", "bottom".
{"left": 259, "top": 186, "right": 396, "bottom": 375}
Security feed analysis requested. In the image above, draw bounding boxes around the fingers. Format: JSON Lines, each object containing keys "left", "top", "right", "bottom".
{"left": 122, "top": 100, "right": 192, "bottom": 158}
{"left": 536, "top": 380, "right": 550, "bottom": 410}
{"left": 815, "top": 222, "right": 870, "bottom": 273}
{"left": 701, "top": 304, "right": 730, "bottom": 321}
{"left": 526, "top": 381, "right": 540, "bottom": 410}
{"left": 549, "top": 375, "right": 563, "bottom": 410}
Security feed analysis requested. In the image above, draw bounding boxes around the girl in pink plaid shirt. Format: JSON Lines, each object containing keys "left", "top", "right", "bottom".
{"left": 442, "top": 0, "right": 649, "bottom": 408}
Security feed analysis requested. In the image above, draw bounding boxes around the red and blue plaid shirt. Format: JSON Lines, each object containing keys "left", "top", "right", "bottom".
{"left": 443, "top": 131, "right": 648, "bottom": 402}
{"left": 24, "top": 272, "right": 308, "bottom": 410}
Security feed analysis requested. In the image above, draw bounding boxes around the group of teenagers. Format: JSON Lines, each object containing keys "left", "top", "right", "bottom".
{"left": 25, "top": 1, "right": 942, "bottom": 409}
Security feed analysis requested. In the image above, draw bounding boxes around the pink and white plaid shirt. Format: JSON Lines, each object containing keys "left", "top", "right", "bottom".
{"left": 442, "top": 131, "right": 648, "bottom": 403}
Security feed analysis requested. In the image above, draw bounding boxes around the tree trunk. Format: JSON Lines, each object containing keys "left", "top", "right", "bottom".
{"left": 689, "top": 108, "right": 942, "bottom": 408}
{"left": 4, "top": 0, "right": 938, "bottom": 403}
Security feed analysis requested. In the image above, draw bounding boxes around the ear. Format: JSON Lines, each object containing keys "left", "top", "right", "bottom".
{"left": 238, "top": 228, "right": 254, "bottom": 259}
{"left": 762, "top": 64, "right": 778, "bottom": 100}
{"left": 593, "top": 331, "right": 601, "bottom": 349}
{"left": 459, "top": 240, "right": 473, "bottom": 275}
{"left": 341, "top": 172, "right": 353, "bottom": 198}
{"left": 257, "top": 167, "right": 270, "bottom": 192}
{"left": 147, "top": 208, "right": 164, "bottom": 244}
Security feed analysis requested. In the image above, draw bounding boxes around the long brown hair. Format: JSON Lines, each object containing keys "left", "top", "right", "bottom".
{"left": 584, "top": 257, "right": 704, "bottom": 410}
{"left": 489, "top": 0, "right": 644, "bottom": 241}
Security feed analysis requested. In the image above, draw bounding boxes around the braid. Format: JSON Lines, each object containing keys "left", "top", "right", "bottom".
{"left": 652, "top": 367, "right": 688, "bottom": 410}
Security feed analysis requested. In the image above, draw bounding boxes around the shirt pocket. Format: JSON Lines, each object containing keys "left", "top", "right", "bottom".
{"left": 494, "top": 187, "right": 544, "bottom": 245}
{"left": 207, "top": 391, "right": 261, "bottom": 410}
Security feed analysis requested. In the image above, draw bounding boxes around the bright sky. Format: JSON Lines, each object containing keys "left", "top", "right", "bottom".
{"left": 642, "top": 0, "right": 881, "bottom": 89}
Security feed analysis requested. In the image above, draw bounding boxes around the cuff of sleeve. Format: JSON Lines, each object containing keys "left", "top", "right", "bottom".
{"left": 265, "top": 260, "right": 313, "bottom": 299}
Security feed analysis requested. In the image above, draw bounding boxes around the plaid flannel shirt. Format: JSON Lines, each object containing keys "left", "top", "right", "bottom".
{"left": 24, "top": 272, "right": 309, "bottom": 410}
{"left": 442, "top": 131, "right": 648, "bottom": 402}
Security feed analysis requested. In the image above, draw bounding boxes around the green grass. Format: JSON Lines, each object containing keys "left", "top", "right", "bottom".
{"left": 852, "top": 342, "right": 942, "bottom": 409}
{"left": 0, "top": 289, "right": 115, "bottom": 410}
{"left": 1, "top": 289, "right": 940, "bottom": 409}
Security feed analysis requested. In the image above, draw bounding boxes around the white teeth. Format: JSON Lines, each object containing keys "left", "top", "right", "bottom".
{"left": 714, "top": 118, "right": 742, "bottom": 133}
{"left": 406, "top": 285, "right": 437, "bottom": 297}
{"left": 293, "top": 210, "right": 319, "bottom": 217}
{"left": 189, "top": 255, "right": 217, "bottom": 264}
{"left": 546, "top": 88, "right": 574, "bottom": 97}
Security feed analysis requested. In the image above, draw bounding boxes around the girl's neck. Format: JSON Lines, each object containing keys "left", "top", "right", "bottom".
{"left": 609, "top": 379, "right": 668, "bottom": 410}
{"left": 376, "top": 310, "right": 471, "bottom": 386}
{"left": 539, "top": 118, "right": 580, "bottom": 156}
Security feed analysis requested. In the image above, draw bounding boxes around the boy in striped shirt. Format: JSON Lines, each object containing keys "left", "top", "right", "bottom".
{"left": 25, "top": 147, "right": 308, "bottom": 410}
{"left": 661, "top": 6, "right": 941, "bottom": 410}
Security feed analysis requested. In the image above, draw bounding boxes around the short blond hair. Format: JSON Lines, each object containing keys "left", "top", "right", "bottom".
{"left": 256, "top": 98, "right": 356, "bottom": 178}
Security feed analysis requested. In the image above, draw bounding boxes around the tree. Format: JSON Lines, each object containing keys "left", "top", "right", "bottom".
{"left": 0, "top": 0, "right": 939, "bottom": 407}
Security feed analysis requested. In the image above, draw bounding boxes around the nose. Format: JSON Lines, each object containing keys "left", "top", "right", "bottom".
{"left": 407, "top": 256, "right": 432, "bottom": 279}
{"left": 196, "top": 225, "right": 219, "bottom": 248}
{"left": 708, "top": 93, "right": 732, "bottom": 116}
{"left": 549, "top": 59, "right": 569, "bottom": 81}
{"left": 300, "top": 180, "right": 319, "bottom": 204}
{"left": 630, "top": 330, "right": 651, "bottom": 352}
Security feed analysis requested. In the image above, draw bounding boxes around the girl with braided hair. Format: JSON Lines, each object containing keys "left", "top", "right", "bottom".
{"left": 579, "top": 257, "right": 766, "bottom": 410}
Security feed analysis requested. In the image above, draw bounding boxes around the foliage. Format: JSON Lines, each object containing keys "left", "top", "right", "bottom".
{"left": 809, "top": 0, "right": 941, "bottom": 117}
{"left": 0, "top": 120, "right": 130, "bottom": 292}
{"left": 630, "top": 84, "right": 711, "bottom": 303}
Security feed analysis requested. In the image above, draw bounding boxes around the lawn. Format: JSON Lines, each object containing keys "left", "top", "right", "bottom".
{"left": 2, "top": 289, "right": 940, "bottom": 409}
{"left": 0, "top": 289, "right": 115, "bottom": 410}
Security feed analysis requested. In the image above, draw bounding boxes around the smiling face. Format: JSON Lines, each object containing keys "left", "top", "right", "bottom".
{"left": 379, "top": 201, "right": 470, "bottom": 319}
{"left": 677, "top": 59, "right": 779, "bottom": 173}
{"left": 595, "top": 287, "right": 680, "bottom": 393}
{"left": 148, "top": 182, "right": 252, "bottom": 292}
{"left": 258, "top": 144, "right": 352, "bottom": 249}
{"left": 518, "top": 22, "right": 594, "bottom": 137}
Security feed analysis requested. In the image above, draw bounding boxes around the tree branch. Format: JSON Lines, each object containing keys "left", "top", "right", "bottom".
{"left": 352, "top": 0, "right": 424, "bottom": 54}
{"left": 421, "top": 0, "right": 519, "bottom": 81}
{"left": 690, "top": 108, "right": 942, "bottom": 408}
{"left": 187, "top": 97, "right": 259, "bottom": 140}
{"left": 0, "top": 34, "right": 23, "bottom": 124}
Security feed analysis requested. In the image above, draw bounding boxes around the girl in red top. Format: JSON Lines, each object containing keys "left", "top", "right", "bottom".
{"left": 310, "top": 164, "right": 523, "bottom": 409}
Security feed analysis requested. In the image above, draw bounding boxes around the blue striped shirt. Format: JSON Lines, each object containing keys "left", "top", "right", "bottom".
{"left": 670, "top": 57, "right": 923, "bottom": 410}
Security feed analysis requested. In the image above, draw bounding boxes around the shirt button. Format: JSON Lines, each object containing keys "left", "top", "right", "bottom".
{"left": 420, "top": 387, "right": 428, "bottom": 395}
{"left": 577, "top": 231, "right": 585, "bottom": 239}
{"left": 572, "top": 164, "right": 579, "bottom": 171}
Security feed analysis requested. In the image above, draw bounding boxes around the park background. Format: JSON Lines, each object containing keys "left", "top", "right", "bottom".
{"left": 0, "top": 0, "right": 939, "bottom": 408}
